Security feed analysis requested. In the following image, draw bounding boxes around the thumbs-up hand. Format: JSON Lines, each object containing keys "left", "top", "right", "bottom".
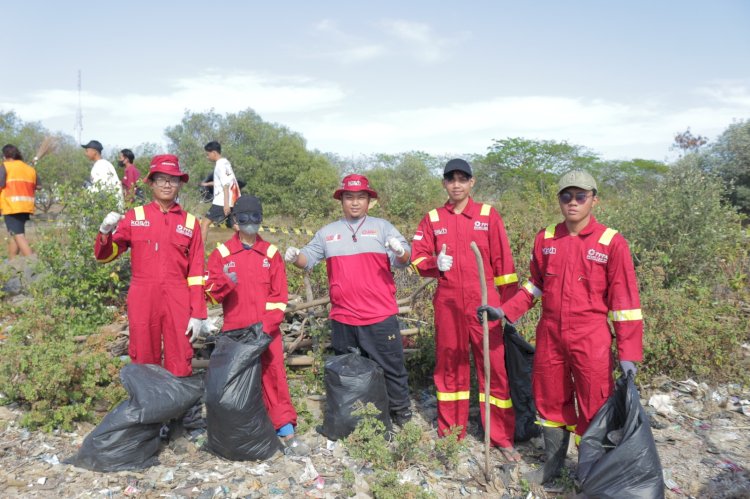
{"left": 437, "top": 244, "right": 453, "bottom": 271}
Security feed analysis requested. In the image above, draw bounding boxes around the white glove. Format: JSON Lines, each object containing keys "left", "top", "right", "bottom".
{"left": 185, "top": 318, "right": 205, "bottom": 344}
{"left": 285, "top": 247, "right": 300, "bottom": 263}
{"left": 386, "top": 237, "right": 406, "bottom": 257}
{"left": 437, "top": 244, "right": 453, "bottom": 272}
{"left": 99, "top": 212, "right": 123, "bottom": 234}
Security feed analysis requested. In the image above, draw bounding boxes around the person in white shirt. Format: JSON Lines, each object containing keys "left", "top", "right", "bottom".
{"left": 200, "top": 141, "right": 239, "bottom": 242}
{"left": 82, "top": 140, "right": 124, "bottom": 208}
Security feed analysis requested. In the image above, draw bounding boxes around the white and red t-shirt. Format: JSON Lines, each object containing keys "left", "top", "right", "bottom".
{"left": 300, "top": 216, "right": 410, "bottom": 326}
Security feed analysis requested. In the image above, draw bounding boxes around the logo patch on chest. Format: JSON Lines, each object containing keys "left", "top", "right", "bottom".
{"left": 434, "top": 227, "right": 447, "bottom": 236}
{"left": 131, "top": 220, "right": 150, "bottom": 227}
{"left": 361, "top": 229, "right": 378, "bottom": 237}
{"left": 263, "top": 258, "right": 270, "bottom": 268}
{"left": 587, "top": 248, "right": 609, "bottom": 264}
{"left": 176, "top": 224, "right": 193, "bottom": 237}
{"left": 474, "top": 221, "right": 489, "bottom": 231}
{"left": 326, "top": 234, "right": 342, "bottom": 243}
{"left": 542, "top": 247, "right": 557, "bottom": 255}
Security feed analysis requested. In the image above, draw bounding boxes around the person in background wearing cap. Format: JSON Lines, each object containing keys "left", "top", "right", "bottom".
{"left": 411, "top": 158, "right": 520, "bottom": 461}
{"left": 200, "top": 141, "right": 240, "bottom": 243}
{"left": 94, "top": 154, "right": 207, "bottom": 377}
{"left": 82, "top": 139, "right": 124, "bottom": 208}
{"left": 478, "top": 170, "right": 643, "bottom": 484}
{"left": 285, "top": 174, "right": 414, "bottom": 426}
{"left": 204, "top": 195, "right": 310, "bottom": 455}
{"left": 118, "top": 148, "right": 142, "bottom": 203}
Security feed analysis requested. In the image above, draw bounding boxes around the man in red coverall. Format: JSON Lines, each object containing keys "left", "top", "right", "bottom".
{"left": 478, "top": 170, "right": 643, "bottom": 484}
{"left": 94, "top": 154, "right": 206, "bottom": 377}
{"left": 204, "top": 195, "right": 309, "bottom": 456}
{"left": 411, "top": 158, "right": 521, "bottom": 462}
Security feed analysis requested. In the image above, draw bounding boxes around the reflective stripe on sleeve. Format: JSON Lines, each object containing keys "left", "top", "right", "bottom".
{"left": 436, "top": 390, "right": 470, "bottom": 402}
{"left": 187, "top": 276, "right": 203, "bottom": 286}
{"left": 544, "top": 224, "right": 556, "bottom": 239}
{"left": 267, "top": 244, "right": 278, "bottom": 258}
{"left": 185, "top": 213, "right": 196, "bottom": 230}
{"left": 598, "top": 228, "right": 618, "bottom": 245}
{"left": 97, "top": 242, "right": 120, "bottom": 263}
{"left": 478, "top": 393, "right": 513, "bottom": 409}
{"left": 265, "top": 302, "right": 287, "bottom": 311}
{"left": 134, "top": 206, "right": 145, "bottom": 220}
{"left": 480, "top": 204, "right": 491, "bottom": 216}
{"left": 429, "top": 209, "right": 440, "bottom": 222}
{"left": 217, "top": 243, "right": 230, "bottom": 258}
{"left": 609, "top": 309, "right": 643, "bottom": 321}
{"left": 523, "top": 280, "right": 543, "bottom": 298}
{"left": 494, "top": 273, "right": 518, "bottom": 286}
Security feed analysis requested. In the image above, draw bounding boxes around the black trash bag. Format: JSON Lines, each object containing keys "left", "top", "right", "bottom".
{"left": 321, "top": 349, "right": 392, "bottom": 441}
{"left": 503, "top": 323, "right": 541, "bottom": 442}
{"left": 66, "top": 364, "right": 204, "bottom": 472}
{"left": 204, "top": 322, "right": 282, "bottom": 461}
{"left": 577, "top": 373, "right": 665, "bottom": 499}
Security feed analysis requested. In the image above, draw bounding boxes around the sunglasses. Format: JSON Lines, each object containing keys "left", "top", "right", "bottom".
{"left": 234, "top": 212, "right": 262, "bottom": 225}
{"left": 558, "top": 191, "right": 593, "bottom": 204}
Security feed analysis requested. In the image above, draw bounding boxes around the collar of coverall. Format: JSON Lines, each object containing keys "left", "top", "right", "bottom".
{"left": 554, "top": 215, "right": 599, "bottom": 238}
{"left": 149, "top": 200, "right": 182, "bottom": 213}
{"left": 443, "top": 196, "right": 479, "bottom": 217}
{"left": 224, "top": 232, "right": 268, "bottom": 255}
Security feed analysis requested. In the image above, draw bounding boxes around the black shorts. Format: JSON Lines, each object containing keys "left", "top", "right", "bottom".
{"left": 205, "top": 204, "right": 231, "bottom": 226}
{"left": 4, "top": 213, "right": 30, "bottom": 236}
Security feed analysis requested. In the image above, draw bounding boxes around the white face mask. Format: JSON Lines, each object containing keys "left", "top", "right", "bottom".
{"left": 239, "top": 223, "right": 260, "bottom": 235}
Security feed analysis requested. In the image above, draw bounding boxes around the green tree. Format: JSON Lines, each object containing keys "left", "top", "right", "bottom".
{"left": 165, "top": 109, "right": 340, "bottom": 222}
{"left": 473, "top": 137, "right": 599, "bottom": 199}
{"left": 707, "top": 120, "right": 750, "bottom": 215}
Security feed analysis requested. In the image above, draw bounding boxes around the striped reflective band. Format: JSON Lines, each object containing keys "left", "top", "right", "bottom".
{"left": 134, "top": 206, "right": 145, "bottom": 220}
{"left": 523, "top": 280, "right": 543, "bottom": 298}
{"left": 265, "top": 302, "right": 287, "bottom": 311}
{"left": 609, "top": 309, "right": 643, "bottom": 321}
{"left": 536, "top": 419, "right": 576, "bottom": 432}
{"left": 598, "top": 228, "right": 618, "bottom": 245}
{"left": 575, "top": 434, "right": 582, "bottom": 446}
{"left": 217, "top": 243, "right": 230, "bottom": 258}
{"left": 494, "top": 273, "right": 519, "bottom": 286}
{"left": 478, "top": 393, "right": 513, "bottom": 409}
{"left": 544, "top": 224, "right": 556, "bottom": 239}
{"left": 480, "top": 204, "right": 491, "bottom": 216}
{"left": 429, "top": 209, "right": 440, "bottom": 222}
{"left": 9, "top": 196, "right": 35, "bottom": 202}
{"left": 267, "top": 244, "right": 278, "bottom": 258}
{"left": 436, "top": 390, "right": 470, "bottom": 402}
{"left": 185, "top": 213, "right": 196, "bottom": 230}
{"left": 205, "top": 285, "right": 219, "bottom": 305}
{"left": 187, "top": 276, "right": 203, "bottom": 286}
{"left": 97, "top": 242, "right": 120, "bottom": 263}
{"left": 411, "top": 256, "right": 427, "bottom": 267}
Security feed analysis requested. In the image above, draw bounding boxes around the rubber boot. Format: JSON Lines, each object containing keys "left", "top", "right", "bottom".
{"left": 525, "top": 427, "right": 570, "bottom": 485}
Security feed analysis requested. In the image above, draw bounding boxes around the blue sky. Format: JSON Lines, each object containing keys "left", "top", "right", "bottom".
{"left": 2, "top": 1, "right": 748, "bottom": 161}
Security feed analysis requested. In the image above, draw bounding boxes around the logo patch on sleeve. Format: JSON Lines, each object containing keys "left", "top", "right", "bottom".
{"left": 412, "top": 230, "right": 424, "bottom": 241}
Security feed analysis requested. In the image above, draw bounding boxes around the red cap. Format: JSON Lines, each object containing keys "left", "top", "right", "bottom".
{"left": 333, "top": 174, "right": 378, "bottom": 200}
{"left": 147, "top": 154, "right": 189, "bottom": 183}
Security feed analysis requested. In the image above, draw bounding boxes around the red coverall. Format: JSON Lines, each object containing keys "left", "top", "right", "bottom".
{"left": 411, "top": 198, "right": 518, "bottom": 447}
{"left": 205, "top": 233, "right": 297, "bottom": 430}
{"left": 94, "top": 202, "right": 206, "bottom": 376}
{"left": 502, "top": 216, "right": 643, "bottom": 440}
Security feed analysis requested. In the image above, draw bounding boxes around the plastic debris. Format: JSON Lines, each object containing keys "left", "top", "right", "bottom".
{"left": 248, "top": 463, "right": 270, "bottom": 476}
{"left": 299, "top": 458, "right": 319, "bottom": 484}
{"left": 40, "top": 454, "right": 60, "bottom": 465}
{"left": 648, "top": 394, "right": 675, "bottom": 416}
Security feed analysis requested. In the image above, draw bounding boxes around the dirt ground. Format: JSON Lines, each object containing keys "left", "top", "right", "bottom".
{"left": 0, "top": 375, "right": 749, "bottom": 499}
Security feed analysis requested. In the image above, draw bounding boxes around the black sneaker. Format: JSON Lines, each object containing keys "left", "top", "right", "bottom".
{"left": 391, "top": 408, "right": 413, "bottom": 427}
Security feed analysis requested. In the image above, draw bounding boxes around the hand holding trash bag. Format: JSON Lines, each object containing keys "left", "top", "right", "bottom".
{"left": 477, "top": 305, "right": 504, "bottom": 323}
{"left": 620, "top": 360, "right": 637, "bottom": 376}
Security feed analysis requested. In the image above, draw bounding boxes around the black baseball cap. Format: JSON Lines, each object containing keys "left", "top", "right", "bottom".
{"left": 81, "top": 140, "right": 103, "bottom": 152}
{"left": 232, "top": 195, "right": 263, "bottom": 224}
{"left": 443, "top": 158, "right": 472, "bottom": 178}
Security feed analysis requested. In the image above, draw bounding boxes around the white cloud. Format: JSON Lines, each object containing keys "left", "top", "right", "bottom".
{"left": 381, "top": 19, "right": 452, "bottom": 63}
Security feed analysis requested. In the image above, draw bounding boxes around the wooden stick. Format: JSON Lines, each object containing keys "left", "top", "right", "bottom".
{"left": 470, "top": 241, "right": 491, "bottom": 481}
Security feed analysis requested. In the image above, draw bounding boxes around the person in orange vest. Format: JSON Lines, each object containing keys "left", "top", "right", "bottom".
{"left": 478, "top": 170, "right": 643, "bottom": 484}
{"left": 205, "top": 195, "right": 310, "bottom": 456}
{"left": 94, "top": 154, "right": 206, "bottom": 376}
{"left": 0, "top": 144, "right": 39, "bottom": 259}
{"left": 410, "top": 159, "right": 520, "bottom": 462}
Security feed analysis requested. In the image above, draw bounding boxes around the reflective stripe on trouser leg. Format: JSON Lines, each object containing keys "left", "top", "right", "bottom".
{"left": 434, "top": 297, "right": 471, "bottom": 439}
{"left": 471, "top": 317, "right": 515, "bottom": 448}
{"left": 261, "top": 331, "right": 298, "bottom": 429}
